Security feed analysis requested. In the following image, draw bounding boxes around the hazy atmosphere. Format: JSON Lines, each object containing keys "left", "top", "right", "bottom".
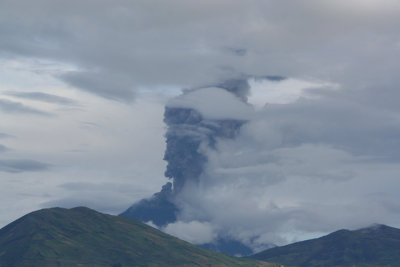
{"left": 1, "top": 0, "right": 400, "bottom": 249}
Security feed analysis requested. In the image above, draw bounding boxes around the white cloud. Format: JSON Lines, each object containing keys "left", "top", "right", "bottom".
{"left": 167, "top": 78, "right": 400, "bottom": 248}
{"left": 163, "top": 220, "right": 216, "bottom": 245}
{"left": 248, "top": 78, "right": 338, "bottom": 107}
{"left": 167, "top": 87, "right": 253, "bottom": 120}
{"left": 145, "top": 221, "right": 158, "bottom": 229}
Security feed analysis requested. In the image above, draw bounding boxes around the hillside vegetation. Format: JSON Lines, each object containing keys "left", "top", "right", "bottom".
{"left": 0, "top": 207, "right": 276, "bottom": 267}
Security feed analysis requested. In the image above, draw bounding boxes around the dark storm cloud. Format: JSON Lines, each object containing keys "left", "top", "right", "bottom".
{"left": 0, "top": 99, "right": 52, "bottom": 116}
{"left": 5, "top": 91, "right": 78, "bottom": 106}
{"left": 1, "top": 0, "right": 398, "bottom": 101}
{"left": 0, "top": 159, "right": 50, "bottom": 173}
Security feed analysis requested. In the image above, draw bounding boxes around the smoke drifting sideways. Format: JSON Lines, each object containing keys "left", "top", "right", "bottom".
{"left": 121, "top": 77, "right": 283, "bottom": 255}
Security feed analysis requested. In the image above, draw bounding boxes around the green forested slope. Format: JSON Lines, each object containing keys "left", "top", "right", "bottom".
{"left": 0, "top": 207, "right": 275, "bottom": 267}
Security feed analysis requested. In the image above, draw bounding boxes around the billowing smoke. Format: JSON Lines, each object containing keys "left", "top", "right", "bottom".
{"left": 122, "top": 76, "right": 356, "bottom": 256}
{"left": 121, "top": 78, "right": 261, "bottom": 255}
{"left": 122, "top": 75, "right": 393, "bottom": 255}
{"left": 164, "top": 79, "right": 251, "bottom": 192}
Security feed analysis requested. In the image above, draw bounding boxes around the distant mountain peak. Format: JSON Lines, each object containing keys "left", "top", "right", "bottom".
{"left": 251, "top": 224, "right": 400, "bottom": 267}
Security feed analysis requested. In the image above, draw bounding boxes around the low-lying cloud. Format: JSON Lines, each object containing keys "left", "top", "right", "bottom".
{"left": 163, "top": 220, "right": 216, "bottom": 245}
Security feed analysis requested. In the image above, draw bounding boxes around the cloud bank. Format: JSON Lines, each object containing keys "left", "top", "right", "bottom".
{"left": 1, "top": 0, "right": 400, "bottom": 255}
{"left": 123, "top": 76, "right": 400, "bottom": 253}
{"left": 1, "top": 0, "right": 399, "bottom": 101}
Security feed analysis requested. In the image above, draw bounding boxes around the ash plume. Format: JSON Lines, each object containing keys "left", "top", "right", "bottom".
{"left": 121, "top": 78, "right": 259, "bottom": 255}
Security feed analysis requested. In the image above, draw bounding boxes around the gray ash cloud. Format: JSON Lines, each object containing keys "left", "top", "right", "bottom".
{"left": 163, "top": 107, "right": 246, "bottom": 193}
{"left": 120, "top": 79, "right": 253, "bottom": 255}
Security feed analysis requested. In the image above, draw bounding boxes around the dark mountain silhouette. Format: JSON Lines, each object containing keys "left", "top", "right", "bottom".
{"left": 250, "top": 224, "right": 400, "bottom": 267}
{"left": 0, "top": 206, "right": 275, "bottom": 267}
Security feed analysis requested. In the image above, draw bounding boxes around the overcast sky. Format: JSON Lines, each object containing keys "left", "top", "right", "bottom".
{"left": 1, "top": 0, "right": 400, "bottom": 245}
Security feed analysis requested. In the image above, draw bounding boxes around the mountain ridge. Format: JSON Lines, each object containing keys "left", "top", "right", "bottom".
{"left": 0, "top": 206, "right": 275, "bottom": 267}
{"left": 250, "top": 223, "right": 400, "bottom": 267}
